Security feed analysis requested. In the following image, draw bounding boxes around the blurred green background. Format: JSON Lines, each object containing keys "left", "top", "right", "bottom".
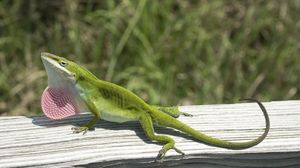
{"left": 0, "top": 0, "right": 300, "bottom": 116}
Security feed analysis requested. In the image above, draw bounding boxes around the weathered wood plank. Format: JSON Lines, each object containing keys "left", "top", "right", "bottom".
{"left": 0, "top": 101, "right": 299, "bottom": 167}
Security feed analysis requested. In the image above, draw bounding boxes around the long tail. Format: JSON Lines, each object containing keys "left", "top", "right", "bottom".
{"left": 167, "top": 99, "right": 270, "bottom": 149}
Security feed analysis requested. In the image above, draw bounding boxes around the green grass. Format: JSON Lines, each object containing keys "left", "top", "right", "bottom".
{"left": 0, "top": 0, "right": 300, "bottom": 116}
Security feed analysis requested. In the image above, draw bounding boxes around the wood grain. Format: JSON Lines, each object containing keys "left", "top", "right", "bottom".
{"left": 0, "top": 100, "right": 299, "bottom": 167}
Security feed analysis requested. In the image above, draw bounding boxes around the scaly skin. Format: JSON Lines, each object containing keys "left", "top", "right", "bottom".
{"left": 41, "top": 53, "right": 270, "bottom": 162}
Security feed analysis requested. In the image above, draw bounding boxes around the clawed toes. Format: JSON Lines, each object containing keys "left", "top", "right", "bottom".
{"left": 155, "top": 151, "right": 166, "bottom": 163}
{"left": 155, "top": 154, "right": 164, "bottom": 163}
{"left": 155, "top": 147, "right": 185, "bottom": 162}
{"left": 181, "top": 112, "right": 193, "bottom": 117}
{"left": 173, "top": 147, "right": 185, "bottom": 155}
{"left": 71, "top": 127, "right": 88, "bottom": 134}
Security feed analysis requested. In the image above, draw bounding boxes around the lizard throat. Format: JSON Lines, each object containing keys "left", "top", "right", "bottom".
{"left": 41, "top": 87, "right": 80, "bottom": 120}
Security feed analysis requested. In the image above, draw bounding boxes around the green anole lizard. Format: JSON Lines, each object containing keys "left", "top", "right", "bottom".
{"left": 41, "top": 52, "right": 270, "bottom": 162}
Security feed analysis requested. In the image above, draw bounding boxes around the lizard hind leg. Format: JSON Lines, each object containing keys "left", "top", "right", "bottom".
{"left": 139, "top": 113, "right": 185, "bottom": 162}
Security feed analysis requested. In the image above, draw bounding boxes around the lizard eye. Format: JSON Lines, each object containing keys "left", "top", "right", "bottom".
{"left": 59, "top": 61, "right": 67, "bottom": 67}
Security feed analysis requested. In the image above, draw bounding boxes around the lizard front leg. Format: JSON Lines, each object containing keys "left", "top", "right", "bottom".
{"left": 72, "top": 98, "right": 100, "bottom": 134}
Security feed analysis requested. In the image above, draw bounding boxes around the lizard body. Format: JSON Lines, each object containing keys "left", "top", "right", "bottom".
{"left": 41, "top": 52, "right": 270, "bottom": 162}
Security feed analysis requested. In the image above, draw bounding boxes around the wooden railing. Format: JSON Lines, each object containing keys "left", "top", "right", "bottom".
{"left": 1, "top": 101, "right": 299, "bottom": 167}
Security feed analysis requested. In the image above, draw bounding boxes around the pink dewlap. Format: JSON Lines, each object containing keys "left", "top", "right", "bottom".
{"left": 41, "top": 87, "right": 79, "bottom": 120}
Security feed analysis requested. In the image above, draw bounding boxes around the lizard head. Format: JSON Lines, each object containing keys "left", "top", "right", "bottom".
{"left": 41, "top": 52, "right": 78, "bottom": 86}
{"left": 41, "top": 53, "right": 89, "bottom": 120}
{"left": 41, "top": 52, "right": 98, "bottom": 87}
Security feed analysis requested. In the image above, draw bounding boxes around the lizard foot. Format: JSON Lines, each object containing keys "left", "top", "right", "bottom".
{"left": 72, "top": 126, "right": 89, "bottom": 135}
{"left": 180, "top": 112, "right": 193, "bottom": 117}
{"left": 155, "top": 147, "right": 185, "bottom": 163}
